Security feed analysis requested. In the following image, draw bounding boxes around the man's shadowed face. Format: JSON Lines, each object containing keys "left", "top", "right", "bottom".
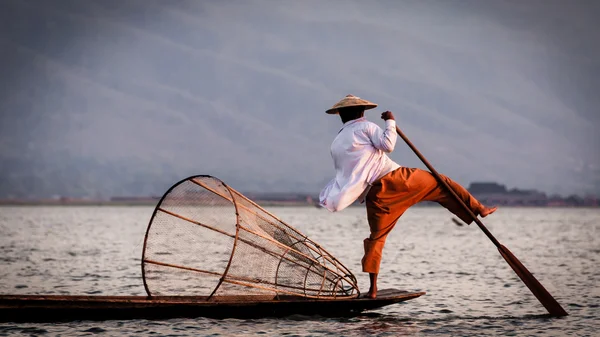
{"left": 338, "top": 106, "right": 366, "bottom": 124}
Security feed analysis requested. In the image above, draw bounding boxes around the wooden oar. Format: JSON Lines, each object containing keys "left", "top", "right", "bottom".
{"left": 395, "top": 125, "right": 568, "bottom": 317}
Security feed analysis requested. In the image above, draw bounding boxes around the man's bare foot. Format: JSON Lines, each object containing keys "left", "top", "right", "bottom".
{"left": 480, "top": 206, "right": 498, "bottom": 218}
{"left": 366, "top": 287, "right": 377, "bottom": 299}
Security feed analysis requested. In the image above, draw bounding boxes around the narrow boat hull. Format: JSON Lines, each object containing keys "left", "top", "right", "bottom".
{"left": 0, "top": 289, "right": 424, "bottom": 322}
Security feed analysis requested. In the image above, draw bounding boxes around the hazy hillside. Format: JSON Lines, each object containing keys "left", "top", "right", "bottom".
{"left": 1, "top": 0, "right": 599, "bottom": 198}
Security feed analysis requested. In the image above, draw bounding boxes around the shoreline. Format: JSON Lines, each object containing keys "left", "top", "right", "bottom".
{"left": 0, "top": 201, "right": 597, "bottom": 208}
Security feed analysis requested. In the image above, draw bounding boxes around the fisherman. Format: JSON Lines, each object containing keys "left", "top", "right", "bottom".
{"left": 319, "top": 94, "right": 497, "bottom": 299}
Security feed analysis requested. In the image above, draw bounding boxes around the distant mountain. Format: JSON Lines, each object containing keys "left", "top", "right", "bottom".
{"left": 1, "top": 0, "right": 599, "bottom": 198}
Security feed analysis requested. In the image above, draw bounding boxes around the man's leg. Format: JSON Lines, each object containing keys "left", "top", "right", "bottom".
{"left": 362, "top": 217, "right": 399, "bottom": 299}
{"left": 362, "top": 167, "right": 497, "bottom": 298}
{"left": 409, "top": 169, "right": 497, "bottom": 223}
{"left": 363, "top": 168, "right": 417, "bottom": 298}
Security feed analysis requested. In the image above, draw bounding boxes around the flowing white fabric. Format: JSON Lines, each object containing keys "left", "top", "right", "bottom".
{"left": 319, "top": 117, "right": 400, "bottom": 212}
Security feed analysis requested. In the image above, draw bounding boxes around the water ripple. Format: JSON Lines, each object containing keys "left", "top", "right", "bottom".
{"left": 0, "top": 206, "right": 598, "bottom": 336}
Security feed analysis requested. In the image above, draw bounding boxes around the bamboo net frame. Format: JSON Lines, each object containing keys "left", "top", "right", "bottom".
{"left": 141, "top": 175, "right": 359, "bottom": 299}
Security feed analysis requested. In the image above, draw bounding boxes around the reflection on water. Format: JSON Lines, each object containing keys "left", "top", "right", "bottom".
{"left": 0, "top": 206, "right": 598, "bottom": 336}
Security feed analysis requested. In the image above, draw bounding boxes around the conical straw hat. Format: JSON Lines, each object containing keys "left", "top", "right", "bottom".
{"left": 326, "top": 94, "right": 377, "bottom": 114}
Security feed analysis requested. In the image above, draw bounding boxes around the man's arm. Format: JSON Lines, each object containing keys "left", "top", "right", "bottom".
{"left": 367, "top": 111, "right": 397, "bottom": 152}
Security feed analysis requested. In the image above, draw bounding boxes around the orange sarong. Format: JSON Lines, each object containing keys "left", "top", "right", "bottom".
{"left": 362, "top": 167, "right": 484, "bottom": 273}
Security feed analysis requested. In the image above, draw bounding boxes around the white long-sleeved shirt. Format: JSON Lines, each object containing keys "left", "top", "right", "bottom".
{"left": 319, "top": 117, "right": 400, "bottom": 212}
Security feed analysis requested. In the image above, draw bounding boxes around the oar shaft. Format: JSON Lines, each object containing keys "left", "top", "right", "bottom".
{"left": 395, "top": 124, "right": 568, "bottom": 316}
{"left": 395, "top": 126, "right": 500, "bottom": 247}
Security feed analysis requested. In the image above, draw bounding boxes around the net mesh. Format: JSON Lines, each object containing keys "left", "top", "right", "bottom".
{"left": 142, "top": 175, "right": 358, "bottom": 299}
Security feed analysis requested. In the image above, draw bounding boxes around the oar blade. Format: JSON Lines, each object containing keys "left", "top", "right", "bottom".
{"left": 498, "top": 244, "right": 568, "bottom": 317}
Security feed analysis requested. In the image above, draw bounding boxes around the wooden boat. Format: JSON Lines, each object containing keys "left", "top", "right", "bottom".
{"left": 0, "top": 289, "right": 425, "bottom": 322}
{"left": 1, "top": 176, "right": 426, "bottom": 322}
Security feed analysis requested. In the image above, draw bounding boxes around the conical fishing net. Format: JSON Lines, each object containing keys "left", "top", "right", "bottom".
{"left": 142, "top": 175, "right": 359, "bottom": 299}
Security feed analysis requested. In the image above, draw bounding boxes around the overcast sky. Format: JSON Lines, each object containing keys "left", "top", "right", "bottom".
{"left": 0, "top": 0, "right": 599, "bottom": 198}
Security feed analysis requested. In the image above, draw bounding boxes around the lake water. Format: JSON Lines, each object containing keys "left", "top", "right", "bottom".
{"left": 0, "top": 206, "right": 598, "bottom": 336}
